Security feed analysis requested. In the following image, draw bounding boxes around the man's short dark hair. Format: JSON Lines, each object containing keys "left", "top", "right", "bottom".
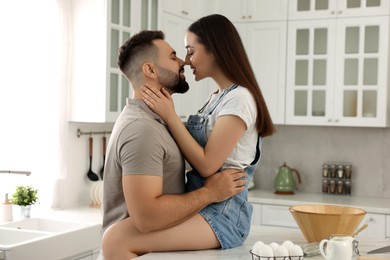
{"left": 118, "top": 30, "right": 165, "bottom": 81}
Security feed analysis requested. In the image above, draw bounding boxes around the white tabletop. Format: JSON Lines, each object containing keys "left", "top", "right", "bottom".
{"left": 136, "top": 225, "right": 390, "bottom": 259}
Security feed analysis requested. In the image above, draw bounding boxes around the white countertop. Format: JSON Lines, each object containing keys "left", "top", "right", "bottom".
{"left": 3, "top": 191, "right": 389, "bottom": 259}
{"left": 0, "top": 205, "right": 103, "bottom": 224}
{"left": 248, "top": 189, "right": 390, "bottom": 214}
{"left": 136, "top": 225, "right": 390, "bottom": 259}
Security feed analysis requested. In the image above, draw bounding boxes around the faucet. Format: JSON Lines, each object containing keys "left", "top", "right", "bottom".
{"left": 0, "top": 170, "right": 31, "bottom": 176}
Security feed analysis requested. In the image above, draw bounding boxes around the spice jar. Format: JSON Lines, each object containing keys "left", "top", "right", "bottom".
{"left": 329, "top": 180, "right": 336, "bottom": 194}
{"left": 322, "top": 164, "right": 329, "bottom": 178}
{"left": 337, "top": 164, "right": 344, "bottom": 179}
{"left": 344, "top": 180, "right": 351, "bottom": 195}
{"left": 329, "top": 164, "right": 336, "bottom": 178}
{"left": 337, "top": 180, "right": 344, "bottom": 194}
{"left": 322, "top": 179, "right": 329, "bottom": 193}
{"left": 345, "top": 165, "right": 352, "bottom": 179}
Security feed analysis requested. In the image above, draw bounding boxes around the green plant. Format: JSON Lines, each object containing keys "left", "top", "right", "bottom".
{"left": 11, "top": 185, "right": 39, "bottom": 206}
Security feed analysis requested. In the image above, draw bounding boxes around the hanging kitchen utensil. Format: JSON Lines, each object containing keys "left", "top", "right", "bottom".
{"left": 99, "top": 135, "right": 106, "bottom": 180}
{"left": 87, "top": 136, "right": 99, "bottom": 181}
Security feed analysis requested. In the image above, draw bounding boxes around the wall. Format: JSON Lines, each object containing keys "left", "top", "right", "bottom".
{"left": 59, "top": 122, "right": 113, "bottom": 208}
{"left": 255, "top": 125, "right": 390, "bottom": 198}
{"left": 61, "top": 122, "right": 390, "bottom": 208}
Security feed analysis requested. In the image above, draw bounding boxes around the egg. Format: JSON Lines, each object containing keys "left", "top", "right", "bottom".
{"left": 269, "top": 242, "right": 279, "bottom": 251}
{"left": 251, "top": 240, "right": 264, "bottom": 255}
{"left": 256, "top": 244, "right": 274, "bottom": 260}
{"left": 282, "top": 240, "right": 294, "bottom": 250}
{"left": 289, "top": 244, "right": 304, "bottom": 260}
{"left": 274, "top": 245, "right": 289, "bottom": 257}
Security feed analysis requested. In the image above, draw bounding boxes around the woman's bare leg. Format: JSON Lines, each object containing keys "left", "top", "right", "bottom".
{"left": 102, "top": 213, "right": 219, "bottom": 260}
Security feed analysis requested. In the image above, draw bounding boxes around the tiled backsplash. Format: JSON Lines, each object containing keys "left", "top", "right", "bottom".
{"left": 254, "top": 125, "right": 390, "bottom": 199}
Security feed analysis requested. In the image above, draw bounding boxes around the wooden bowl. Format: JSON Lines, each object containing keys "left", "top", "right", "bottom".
{"left": 289, "top": 204, "right": 366, "bottom": 242}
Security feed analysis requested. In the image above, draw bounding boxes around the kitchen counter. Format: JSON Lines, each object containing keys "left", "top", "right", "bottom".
{"left": 248, "top": 189, "right": 390, "bottom": 214}
{"left": 0, "top": 205, "right": 103, "bottom": 224}
{"left": 136, "top": 225, "right": 390, "bottom": 259}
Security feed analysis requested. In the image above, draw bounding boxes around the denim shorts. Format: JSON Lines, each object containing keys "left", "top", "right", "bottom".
{"left": 186, "top": 171, "right": 253, "bottom": 249}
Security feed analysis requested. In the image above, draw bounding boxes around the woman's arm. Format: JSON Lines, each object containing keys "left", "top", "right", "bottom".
{"left": 142, "top": 86, "right": 246, "bottom": 177}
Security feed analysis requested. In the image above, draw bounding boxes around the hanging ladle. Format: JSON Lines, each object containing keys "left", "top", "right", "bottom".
{"left": 87, "top": 136, "right": 99, "bottom": 181}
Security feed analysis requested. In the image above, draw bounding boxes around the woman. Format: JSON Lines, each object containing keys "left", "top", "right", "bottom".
{"left": 102, "top": 14, "right": 274, "bottom": 259}
{"left": 142, "top": 14, "right": 274, "bottom": 248}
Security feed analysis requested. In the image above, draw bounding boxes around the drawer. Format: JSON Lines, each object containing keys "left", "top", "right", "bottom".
{"left": 251, "top": 203, "right": 262, "bottom": 226}
{"left": 261, "top": 204, "right": 298, "bottom": 228}
{"left": 358, "top": 213, "right": 386, "bottom": 239}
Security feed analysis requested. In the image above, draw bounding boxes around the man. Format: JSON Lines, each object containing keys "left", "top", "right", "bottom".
{"left": 101, "top": 30, "right": 247, "bottom": 259}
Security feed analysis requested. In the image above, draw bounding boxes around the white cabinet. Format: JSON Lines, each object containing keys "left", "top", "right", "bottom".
{"left": 64, "top": 248, "right": 100, "bottom": 260}
{"left": 161, "top": 0, "right": 210, "bottom": 20}
{"left": 160, "top": 0, "right": 288, "bottom": 123}
{"left": 70, "top": 0, "right": 157, "bottom": 122}
{"left": 261, "top": 204, "right": 298, "bottom": 228}
{"left": 161, "top": 13, "right": 215, "bottom": 120}
{"left": 211, "top": 0, "right": 288, "bottom": 22}
{"left": 214, "top": 0, "right": 288, "bottom": 124}
{"left": 387, "top": 215, "right": 390, "bottom": 237}
{"left": 358, "top": 213, "right": 386, "bottom": 239}
{"left": 251, "top": 203, "right": 298, "bottom": 228}
{"left": 286, "top": 5, "right": 390, "bottom": 126}
{"left": 251, "top": 203, "right": 262, "bottom": 225}
{"left": 242, "top": 21, "right": 287, "bottom": 124}
{"left": 288, "top": 0, "right": 389, "bottom": 20}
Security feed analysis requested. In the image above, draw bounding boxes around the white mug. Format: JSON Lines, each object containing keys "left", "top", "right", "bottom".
{"left": 319, "top": 235, "right": 356, "bottom": 260}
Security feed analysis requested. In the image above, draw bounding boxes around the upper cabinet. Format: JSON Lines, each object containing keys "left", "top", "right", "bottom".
{"left": 161, "top": 13, "right": 216, "bottom": 121}
{"left": 230, "top": 4, "right": 288, "bottom": 124}
{"left": 212, "top": 0, "right": 288, "bottom": 124}
{"left": 285, "top": 0, "right": 390, "bottom": 126}
{"left": 161, "top": 0, "right": 210, "bottom": 20}
{"left": 70, "top": 0, "right": 158, "bottom": 122}
{"left": 288, "top": 0, "right": 389, "bottom": 20}
{"left": 159, "top": 0, "right": 288, "bottom": 124}
{"left": 210, "top": 0, "right": 288, "bottom": 22}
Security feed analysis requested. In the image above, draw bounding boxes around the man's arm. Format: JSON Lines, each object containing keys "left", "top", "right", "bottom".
{"left": 123, "top": 169, "right": 246, "bottom": 233}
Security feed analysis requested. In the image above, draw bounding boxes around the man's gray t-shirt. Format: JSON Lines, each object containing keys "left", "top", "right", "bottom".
{"left": 102, "top": 99, "right": 185, "bottom": 232}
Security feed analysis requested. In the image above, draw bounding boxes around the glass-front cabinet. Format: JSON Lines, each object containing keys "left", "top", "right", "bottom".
{"left": 288, "top": 0, "right": 389, "bottom": 20}
{"left": 70, "top": 0, "right": 158, "bottom": 122}
{"left": 286, "top": 0, "right": 390, "bottom": 126}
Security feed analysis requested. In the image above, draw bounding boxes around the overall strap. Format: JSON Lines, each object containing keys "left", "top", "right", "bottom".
{"left": 205, "top": 84, "right": 238, "bottom": 115}
{"left": 198, "top": 84, "right": 239, "bottom": 115}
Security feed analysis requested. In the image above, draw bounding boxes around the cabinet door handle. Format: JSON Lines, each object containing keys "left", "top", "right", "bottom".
{"left": 247, "top": 15, "right": 252, "bottom": 19}
{"left": 242, "top": 15, "right": 246, "bottom": 19}
{"left": 368, "top": 217, "right": 376, "bottom": 223}
{"left": 330, "top": 11, "right": 335, "bottom": 15}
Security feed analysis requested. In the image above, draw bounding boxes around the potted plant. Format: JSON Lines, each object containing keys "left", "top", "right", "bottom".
{"left": 11, "top": 185, "right": 39, "bottom": 219}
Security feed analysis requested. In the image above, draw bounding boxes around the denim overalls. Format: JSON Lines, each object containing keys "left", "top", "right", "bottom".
{"left": 185, "top": 84, "right": 263, "bottom": 249}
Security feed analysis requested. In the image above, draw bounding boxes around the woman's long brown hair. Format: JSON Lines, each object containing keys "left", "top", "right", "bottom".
{"left": 188, "top": 14, "right": 275, "bottom": 137}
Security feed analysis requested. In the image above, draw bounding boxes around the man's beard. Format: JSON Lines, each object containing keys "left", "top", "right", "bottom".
{"left": 157, "top": 66, "right": 189, "bottom": 94}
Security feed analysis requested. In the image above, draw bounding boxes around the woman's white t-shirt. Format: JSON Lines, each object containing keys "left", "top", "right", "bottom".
{"left": 203, "top": 85, "right": 258, "bottom": 170}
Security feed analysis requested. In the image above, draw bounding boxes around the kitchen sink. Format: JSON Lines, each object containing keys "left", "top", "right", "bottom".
{"left": 0, "top": 228, "right": 50, "bottom": 245}
{"left": 0, "top": 218, "right": 101, "bottom": 260}
{"left": 0, "top": 218, "right": 91, "bottom": 233}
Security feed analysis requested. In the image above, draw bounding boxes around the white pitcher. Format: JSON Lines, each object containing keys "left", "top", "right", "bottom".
{"left": 319, "top": 235, "right": 357, "bottom": 260}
